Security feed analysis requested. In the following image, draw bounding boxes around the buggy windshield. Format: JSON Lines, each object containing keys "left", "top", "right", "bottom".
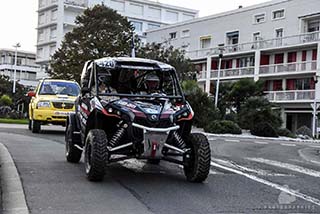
{"left": 96, "top": 66, "right": 183, "bottom": 98}
{"left": 39, "top": 81, "right": 80, "bottom": 96}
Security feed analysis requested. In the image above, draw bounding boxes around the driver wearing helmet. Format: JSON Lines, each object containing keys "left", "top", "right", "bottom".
{"left": 144, "top": 73, "right": 160, "bottom": 94}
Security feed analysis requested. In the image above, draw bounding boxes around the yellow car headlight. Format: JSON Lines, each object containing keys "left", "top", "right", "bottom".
{"left": 37, "top": 101, "right": 51, "bottom": 108}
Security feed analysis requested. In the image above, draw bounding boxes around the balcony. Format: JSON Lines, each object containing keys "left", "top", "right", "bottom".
{"left": 210, "top": 67, "right": 255, "bottom": 79}
{"left": 64, "top": 0, "right": 87, "bottom": 8}
{"left": 186, "top": 31, "right": 320, "bottom": 59}
{"left": 265, "top": 90, "right": 315, "bottom": 102}
{"left": 260, "top": 61, "right": 317, "bottom": 76}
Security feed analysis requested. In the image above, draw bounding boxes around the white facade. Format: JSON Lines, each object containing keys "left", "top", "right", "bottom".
{"left": 36, "top": 0, "right": 198, "bottom": 78}
{"left": 0, "top": 49, "right": 40, "bottom": 88}
{"left": 146, "top": 0, "right": 320, "bottom": 132}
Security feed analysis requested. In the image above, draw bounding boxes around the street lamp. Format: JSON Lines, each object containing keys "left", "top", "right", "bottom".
{"left": 214, "top": 47, "right": 224, "bottom": 107}
{"left": 12, "top": 43, "right": 21, "bottom": 94}
{"left": 312, "top": 75, "right": 319, "bottom": 138}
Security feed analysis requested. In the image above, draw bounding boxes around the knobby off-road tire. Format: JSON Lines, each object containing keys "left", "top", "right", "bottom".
{"left": 65, "top": 123, "right": 82, "bottom": 163}
{"left": 184, "top": 133, "right": 211, "bottom": 183}
{"left": 31, "top": 119, "right": 41, "bottom": 133}
{"left": 84, "top": 129, "right": 109, "bottom": 182}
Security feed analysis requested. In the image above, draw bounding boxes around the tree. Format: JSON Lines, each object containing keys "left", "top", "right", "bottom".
{"left": 0, "top": 75, "right": 26, "bottom": 104}
{"left": 0, "top": 95, "right": 12, "bottom": 106}
{"left": 49, "top": 4, "right": 137, "bottom": 83}
{"left": 182, "top": 80, "right": 221, "bottom": 128}
{"left": 227, "top": 78, "right": 264, "bottom": 112}
{"left": 238, "top": 97, "right": 282, "bottom": 130}
{"left": 136, "top": 42, "right": 196, "bottom": 81}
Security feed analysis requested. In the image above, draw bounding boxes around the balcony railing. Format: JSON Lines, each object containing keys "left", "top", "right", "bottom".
{"left": 265, "top": 90, "right": 315, "bottom": 102}
{"left": 210, "top": 67, "right": 255, "bottom": 79}
{"left": 260, "top": 61, "right": 317, "bottom": 75}
{"left": 197, "top": 71, "right": 207, "bottom": 80}
{"left": 186, "top": 31, "right": 320, "bottom": 59}
{"left": 64, "top": 0, "right": 87, "bottom": 7}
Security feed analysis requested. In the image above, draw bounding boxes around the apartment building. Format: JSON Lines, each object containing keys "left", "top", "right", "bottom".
{"left": 0, "top": 49, "right": 39, "bottom": 87}
{"left": 36, "top": 0, "right": 198, "bottom": 78}
{"left": 146, "top": 0, "right": 320, "bottom": 132}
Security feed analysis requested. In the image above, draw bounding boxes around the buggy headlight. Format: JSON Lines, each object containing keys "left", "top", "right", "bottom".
{"left": 37, "top": 101, "right": 51, "bottom": 108}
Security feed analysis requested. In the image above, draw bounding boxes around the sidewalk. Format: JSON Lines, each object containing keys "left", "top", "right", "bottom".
{"left": 0, "top": 143, "right": 29, "bottom": 214}
{"left": 192, "top": 127, "right": 320, "bottom": 144}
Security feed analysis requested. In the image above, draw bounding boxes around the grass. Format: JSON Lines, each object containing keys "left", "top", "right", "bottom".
{"left": 0, "top": 118, "right": 28, "bottom": 124}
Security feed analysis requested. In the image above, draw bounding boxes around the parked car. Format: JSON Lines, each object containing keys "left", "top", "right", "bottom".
{"left": 65, "top": 57, "right": 211, "bottom": 182}
{"left": 28, "top": 79, "right": 80, "bottom": 133}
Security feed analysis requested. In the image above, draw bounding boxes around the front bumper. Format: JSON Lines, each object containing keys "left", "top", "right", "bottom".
{"left": 32, "top": 108, "right": 74, "bottom": 123}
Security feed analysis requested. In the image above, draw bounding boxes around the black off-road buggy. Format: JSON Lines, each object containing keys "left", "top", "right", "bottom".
{"left": 65, "top": 57, "right": 211, "bottom": 182}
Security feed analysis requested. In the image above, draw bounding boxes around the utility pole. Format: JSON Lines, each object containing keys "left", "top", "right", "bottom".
{"left": 214, "top": 48, "right": 224, "bottom": 107}
{"left": 13, "top": 43, "right": 21, "bottom": 94}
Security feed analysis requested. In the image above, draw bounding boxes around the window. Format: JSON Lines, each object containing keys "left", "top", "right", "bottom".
{"left": 254, "top": 13, "right": 265, "bottom": 24}
{"left": 129, "top": 3, "right": 143, "bottom": 16}
{"left": 275, "top": 28, "right": 284, "bottom": 38}
{"left": 181, "top": 29, "right": 190, "bottom": 38}
{"left": 49, "top": 45, "right": 56, "bottom": 56}
{"left": 147, "top": 7, "right": 161, "bottom": 19}
{"left": 238, "top": 56, "right": 255, "bottom": 67}
{"left": 131, "top": 21, "right": 143, "bottom": 32}
{"left": 200, "top": 36, "right": 211, "bottom": 49}
{"left": 307, "top": 19, "right": 320, "bottom": 32}
{"left": 51, "top": 9, "right": 57, "bottom": 21}
{"left": 272, "top": 9, "right": 285, "bottom": 20}
{"left": 38, "top": 30, "right": 45, "bottom": 42}
{"left": 226, "top": 31, "right": 239, "bottom": 45}
{"left": 166, "top": 11, "right": 178, "bottom": 23}
{"left": 169, "top": 32, "right": 177, "bottom": 40}
{"left": 182, "top": 14, "right": 194, "bottom": 21}
{"left": 37, "top": 48, "right": 44, "bottom": 59}
{"left": 253, "top": 32, "right": 261, "bottom": 42}
{"left": 147, "top": 23, "right": 160, "bottom": 30}
{"left": 110, "top": 0, "right": 125, "bottom": 12}
{"left": 50, "top": 27, "right": 57, "bottom": 39}
{"left": 39, "top": 13, "right": 45, "bottom": 25}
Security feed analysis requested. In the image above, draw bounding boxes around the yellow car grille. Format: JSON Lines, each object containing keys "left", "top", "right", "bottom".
{"left": 52, "top": 102, "right": 74, "bottom": 109}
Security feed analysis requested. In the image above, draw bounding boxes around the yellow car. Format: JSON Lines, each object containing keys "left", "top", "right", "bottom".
{"left": 28, "top": 79, "right": 80, "bottom": 133}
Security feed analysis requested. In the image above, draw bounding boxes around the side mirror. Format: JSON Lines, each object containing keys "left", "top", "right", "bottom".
{"left": 81, "top": 87, "right": 90, "bottom": 95}
{"left": 27, "top": 91, "right": 36, "bottom": 97}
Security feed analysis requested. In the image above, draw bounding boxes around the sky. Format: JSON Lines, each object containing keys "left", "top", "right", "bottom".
{"left": 0, "top": 0, "right": 269, "bottom": 53}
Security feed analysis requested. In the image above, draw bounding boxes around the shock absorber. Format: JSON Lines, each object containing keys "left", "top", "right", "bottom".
{"left": 172, "top": 131, "right": 186, "bottom": 149}
{"left": 109, "top": 127, "right": 126, "bottom": 148}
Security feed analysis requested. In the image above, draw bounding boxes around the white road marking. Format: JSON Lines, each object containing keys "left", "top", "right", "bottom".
{"left": 210, "top": 160, "right": 320, "bottom": 206}
{"left": 254, "top": 141, "right": 269, "bottom": 145}
{"left": 281, "top": 143, "right": 297, "bottom": 147}
{"left": 309, "top": 145, "right": 320, "bottom": 148}
{"left": 212, "top": 158, "right": 291, "bottom": 177}
{"left": 225, "top": 139, "right": 240, "bottom": 143}
{"left": 247, "top": 157, "right": 320, "bottom": 178}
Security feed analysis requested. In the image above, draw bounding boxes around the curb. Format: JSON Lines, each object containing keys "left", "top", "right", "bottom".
{"left": 0, "top": 143, "right": 29, "bottom": 214}
{"left": 191, "top": 129, "right": 320, "bottom": 144}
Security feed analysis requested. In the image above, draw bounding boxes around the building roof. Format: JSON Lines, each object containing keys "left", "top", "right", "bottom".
{"left": 146, "top": 0, "right": 292, "bottom": 33}
{"left": 0, "top": 48, "right": 36, "bottom": 56}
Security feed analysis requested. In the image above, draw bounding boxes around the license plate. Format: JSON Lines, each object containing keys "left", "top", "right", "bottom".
{"left": 54, "top": 111, "right": 71, "bottom": 116}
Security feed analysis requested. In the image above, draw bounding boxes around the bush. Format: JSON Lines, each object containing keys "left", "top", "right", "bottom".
{"left": 0, "top": 94, "right": 12, "bottom": 106}
{"left": 296, "top": 126, "right": 312, "bottom": 138}
{"left": 204, "top": 120, "right": 242, "bottom": 134}
{"left": 251, "top": 122, "right": 278, "bottom": 137}
{"left": 277, "top": 128, "right": 295, "bottom": 138}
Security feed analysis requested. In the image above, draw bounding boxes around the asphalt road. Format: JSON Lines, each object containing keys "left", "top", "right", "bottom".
{"left": 1, "top": 124, "right": 320, "bottom": 214}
